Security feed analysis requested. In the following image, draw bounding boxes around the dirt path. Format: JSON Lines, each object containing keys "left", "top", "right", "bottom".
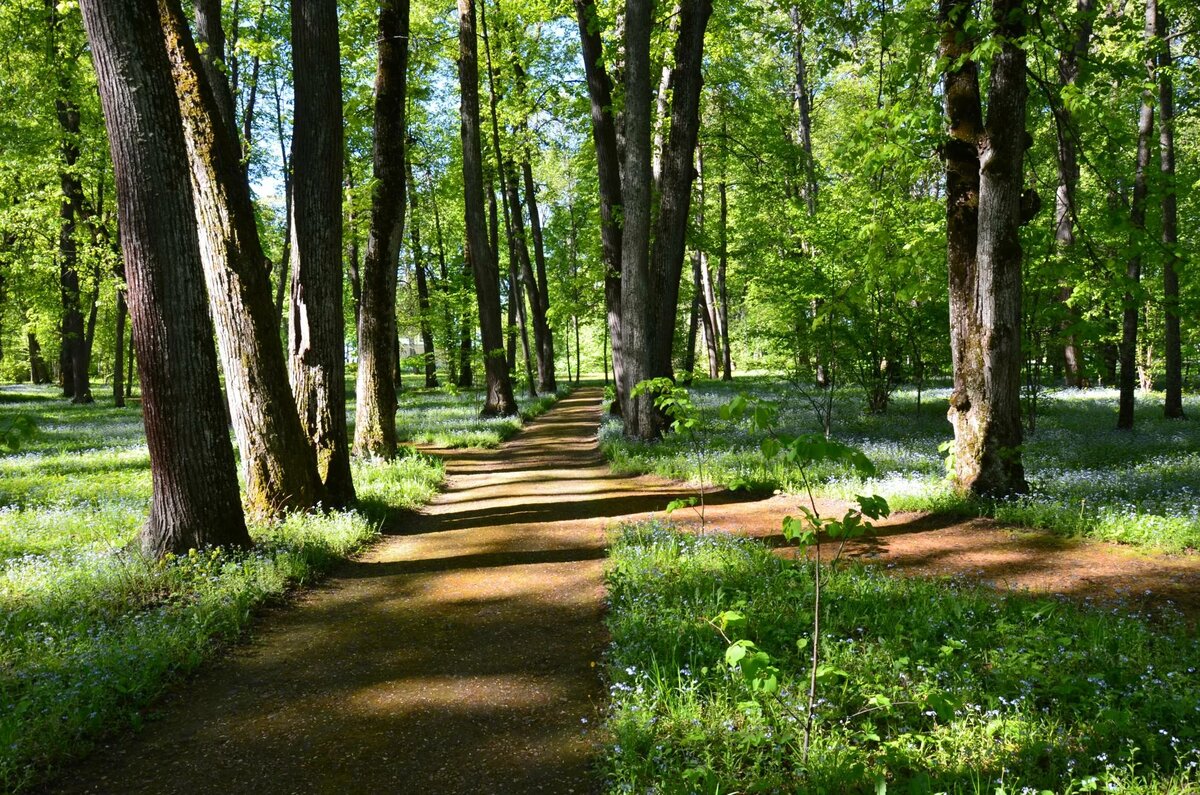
{"left": 52, "top": 388, "right": 1200, "bottom": 793}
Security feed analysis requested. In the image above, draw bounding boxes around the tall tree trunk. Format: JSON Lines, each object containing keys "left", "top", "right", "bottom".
{"left": 28, "top": 332, "right": 51, "bottom": 384}
{"left": 504, "top": 162, "right": 549, "bottom": 394}
{"left": 1118, "top": 0, "right": 1157, "bottom": 430}
{"left": 1054, "top": 0, "right": 1094, "bottom": 388}
{"left": 289, "top": 0, "right": 355, "bottom": 503}
{"left": 428, "top": 176, "right": 458, "bottom": 385}
{"left": 521, "top": 160, "right": 557, "bottom": 392}
{"left": 193, "top": 0, "right": 239, "bottom": 150}
{"left": 682, "top": 280, "right": 699, "bottom": 383}
{"left": 272, "top": 70, "right": 292, "bottom": 317}
{"left": 459, "top": 0, "right": 517, "bottom": 415}
{"left": 458, "top": 258, "right": 475, "bottom": 387}
{"left": 346, "top": 165, "right": 362, "bottom": 332}
{"left": 620, "top": 0, "right": 658, "bottom": 439}
{"left": 573, "top": 0, "right": 625, "bottom": 415}
{"left": 159, "top": 0, "right": 322, "bottom": 516}
{"left": 941, "top": 0, "right": 1029, "bottom": 496}
{"left": 790, "top": 4, "right": 817, "bottom": 214}
{"left": 354, "top": 0, "right": 409, "bottom": 458}
{"left": 692, "top": 150, "right": 720, "bottom": 377}
{"left": 717, "top": 176, "right": 732, "bottom": 381}
{"left": 81, "top": 0, "right": 249, "bottom": 556}
{"left": 113, "top": 288, "right": 127, "bottom": 407}
{"left": 647, "top": 0, "right": 713, "bottom": 382}
{"left": 407, "top": 158, "right": 438, "bottom": 388}
{"left": 1158, "top": 7, "right": 1183, "bottom": 420}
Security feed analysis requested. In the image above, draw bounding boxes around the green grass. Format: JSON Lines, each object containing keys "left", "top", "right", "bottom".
{"left": 0, "top": 384, "right": 449, "bottom": 791}
{"left": 600, "top": 377, "right": 1200, "bottom": 551}
{"left": 604, "top": 522, "right": 1200, "bottom": 794}
{"left": 395, "top": 386, "right": 568, "bottom": 448}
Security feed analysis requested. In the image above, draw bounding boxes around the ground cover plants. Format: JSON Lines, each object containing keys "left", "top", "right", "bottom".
{"left": 600, "top": 377, "right": 1200, "bottom": 552}
{"left": 603, "top": 522, "right": 1200, "bottom": 794}
{"left": 0, "top": 382, "right": 562, "bottom": 790}
{"left": 395, "top": 386, "right": 569, "bottom": 448}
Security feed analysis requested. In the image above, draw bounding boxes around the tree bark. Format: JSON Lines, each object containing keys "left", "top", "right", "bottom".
{"left": 941, "top": 0, "right": 1029, "bottom": 496}
{"left": 647, "top": 0, "right": 712, "bottom": 382}
{"left": 504, "top": 161, "right": 551, "bottom": 393}
{"left": 458, "top": 0, "right": 517, "bottom": 416}
{"left": 354, "top": 0, "right": 409, "bottom": 458}
{"left": 159, "top": 0, "right": 322, "bottom": 516}
{"left": 1158, "top": 6, "right": 1183, "bottom": 420}
{"left": 521, "top": 159, "right": 557, "bottom": 392}
{"left": 81, "top": 0, "right": 249, "bottom": 556}
{"left": 1118, "top": 0, "right": 1156, "bottom": 431}
{"left": 289, "top": 0, "right": 355, "bottom": 503}
{"left": 113, "top": 288, "right": 127, "bottom": 407}
{"left": 573, "top": 0, "right": 625, "bottom": 415}
{"left": 28, "top": 332, "right": 51, "bottom": 385}
{"left": 717, "top": 175, "right": 732, "bottom": 381}
{"left": 193, "top": 0, "right": 239, "bottom": 151}
{"left": 407, "top": 157, "right": 438, "bottom": 388}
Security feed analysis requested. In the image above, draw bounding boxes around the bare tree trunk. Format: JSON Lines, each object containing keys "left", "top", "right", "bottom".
{"left": 521, "top": 159, "right": 557, "bottom": 391}
{"left": 346, "top": 164, "right": 362, "bottom": 332}
{"left": 504, "top": 162, "right": 549, "bottom": 394}
{"left": 193, "top": 0, "right": 239, "bottom": 149}
{"left": 28, "top": 332, "right": 51, "bottom": 384}
{"left": 113, "top": 288, "right": 127, "bottom": 407}
{"left": 428, "top": 176, "right": 458, "bottom": 385}
{"left": 354, "top": 0, "right": 409, "bottom": 458}
{"left": 81, "top": 0, "right": 249, "bottom": 556}
{"left": 647, "top": 0, "right": 712, "bottom": 383}
{"left": 407, "top": 158, "right": 438, "bottom": 388}
{"left": 1118, "top": 0, "right": 1157, "bottom": 431}
{"left": 621, "top": 0, "right": 658, "bottom": 439}
{"left": 573, "top": 0, "right": 625, "bottom": 415}
{"left": 289, "top": 0, "right": 355, "bottom": 503}
{"left": 791, "top": 4, "right": 817, "bottom": 214}
{"left": 159, "top": 0, "right": 322, "bottom": 515}
{"left": 1158, "top": 7, "right": 1184, "bottom": 420}
{"left": 459, "top": 0, "right": 517, "bottom": 415}
{"left": 717, "top": 176, "right": 732, "bottom": 381}
{"left": 272, "top": 69, "right": 292, "bottom": 315}
{"left": 941, "top": 0, "right": 1030, "bottom": 496}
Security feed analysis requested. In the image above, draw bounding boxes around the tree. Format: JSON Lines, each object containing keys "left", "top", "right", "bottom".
{"left": 1158, "top": 3, "right": 1184, "bottom": 420}
{"left": 80, "top": 0, "right": 250, "bottom": 556}
{"left": 354, "top": 0, "right": 409, "bottom": 458}
{"left": 942, "top": 0, "right": 1032, "bottom": 496}
{"left": 458, "top": 0, "right": 516, "bottom": 416}
{"left": 159, "top": 0, "right": 323, "bottom": 516}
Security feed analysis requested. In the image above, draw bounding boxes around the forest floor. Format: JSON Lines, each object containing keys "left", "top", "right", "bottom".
{"left": 49, "top": 387, "right": 1200, "bottom": 793}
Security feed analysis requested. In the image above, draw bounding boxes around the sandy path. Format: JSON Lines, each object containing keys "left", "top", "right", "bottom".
{"left": 50, "top": 387, "right": 1200, "bottom": 793}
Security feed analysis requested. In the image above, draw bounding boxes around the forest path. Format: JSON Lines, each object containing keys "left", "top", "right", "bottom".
{"left": 54, "top": 388, "right": 1200, "bottom": 793}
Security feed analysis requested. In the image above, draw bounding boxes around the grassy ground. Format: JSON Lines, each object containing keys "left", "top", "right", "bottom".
{"left": 0, "top": 381, "right": 562, "bottom": 791}
{"left": 395, "top": 386, "right": 568, "bottom": 448}
{"left": 600, "top": 377, "right": 1200, "bottom": 552}
{"left": 603, "top": 522, "right": 1200, "bottom": 794}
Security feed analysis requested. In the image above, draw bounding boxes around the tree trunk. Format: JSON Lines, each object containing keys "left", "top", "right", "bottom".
{"left": 717, "top": 176, "right": 732, "bottom": 381}
{"left": 941, "top": 0, "right": 1029, "bottom": 496}
{"left": 407, "top": 158, "right": 438, "bottom": 388}
{"left": 28, "top": 333, "right": 51, "bottom": 384}
{"left": 459, "top": 0, "right": 517, "bottom": 415}
{"left": 1118, "top": 0, "right": 1157, "bottom": 431}
{"left": 289, "top": 0, "right": 355, "bottom": 503}
{"left": 647, "top": 0, "right": 712, "bottom": 383}
{"left": 1053, "top": 0, "right": 1094, "bottom": 388}
{"left": 193, "top": 0, "right": 239, "bottom": 150}
{"left": 81, "top": 0, "right": 249, "bottom": 556}
{"left": 521, "top": 159, "right": 557, "bottom": 392}
{"left": 354, "top": 0, "right": 409, "bottom": 457}
{"left": 428, "top": 176, "right": 458, "bottom": 385}
{"left": 791, "top": 4, "right": 817, "bottom": 214}
{"left": 573, "top": 0, "right": 625, "bottom": 415}
{"left": 504, "top": 161, "right": 550, "bottom": 394}
{"left": 114, "top": 288, "right": 127, "bottom": 407}
{"left": 346, "top": 167, "right": 362, "bottom": 332}
{"left": 620, "top": 0, "right": 658, "bottom": 439}
{"left": 159, "top": 0, "right": 322, "bottom": 516}
{"left": 1158, "top": 6, "right": 1183, "bottom": 420}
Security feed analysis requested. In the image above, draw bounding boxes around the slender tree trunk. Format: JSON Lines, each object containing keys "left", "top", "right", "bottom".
{"left": 682, "top": 280, "right": 699, "bottom": 383}
{"left": 791, "top": 4, "right": 817, "bottom": 214}
{"left": 504, "top": 161, "right": 549, "bottom": 394}
{"left": 346, "top": 166, "right": 362, "bottom": 332}
{"left": 428, "top": 177, "right": 458, "bottom": 385}
{"left": 692, "top": 151, "right": 720, "bottom": 377}
{"left": 521, "top": 160, "right": 556, "bottom": 391}
{"left": 28, "top": 332, "right": 51, "bottom": 384}
{"left": 354, "top": 0, "right": 409, "bottom": 458}
{"left": 1158, "top": 7, "right": 1183, "bottom": 420}
{"left": 408, "top": 159, "right": 438, "bottom": 388}
{"left": 113, "top": 288, "right": 127, "bottom": 407}
{"left": 159, "top": 0, "right": 322, "bottom": 515}
{"left": 717, "top": 176, "right": 732, "bottom": 381}
{"left": 458, "top": 0, "right": 517, "bottom": 415}
{"left": 1118, "top": 0, "right": 1157, "bottom": 431}
{"left": 458, "top": 259, "right": 475, "bottom": 387}
{"left": 81, "top": 0, "right": 250, "bottom": 556}
{"left": 193, "top": 0, "right": 239, "bottom": 150}
{"left": 647, "top": 0, "right": 712, "bottom": 383}
{"left": 573, "top": 0, "right": 625, "bottom": 415}
{"left": 941, "top": 0, "right": 1029, "bottom": 496}
{"left": 272, "top": 70, "right": 293, "bottom": 316}
{"left": 289, "top": 0, "right": 355, "bottom": 503}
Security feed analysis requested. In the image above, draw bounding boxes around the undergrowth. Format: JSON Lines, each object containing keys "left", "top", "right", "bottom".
{"left": 395, "top": 386, "right": 568, "bottom": 448}
{"left": 604, "top": 522, "right": 1200, "bottom": 794}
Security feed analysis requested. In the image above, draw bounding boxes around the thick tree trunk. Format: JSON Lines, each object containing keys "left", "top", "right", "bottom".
{"left": 1158, "top": 7, "right": 1183, "bottom": 420}
{"left": 521, "top": 160, "right": 556, "bottom": 392}
{"left": 354, "top": 0, "right": 409, "bottom": 457}
{"left": 81, "top": 0, "right": 249, "bottom": 556}
{"left": 620, "top": 0, "right": 658, "bottom": 439}
{"left": 407, "top": 159, "right": 438, "bottom": 388}
{"left": 159, "top": 0, "right": 322, "bottom": 516}
{"left": 289, "top": 0, "right": 355, "bottom": 503}
{"left": 573, "top": 0, "right": 625, "bottom": 414}
{"left": 459, "top": 0, "right": 517, "bottom": 415}
{"left": 941, "top": 0, "right": 1029, "bottom": 496}
{"left": 1118, "top": 0, "right": 1157, "bottom": 430}
{"left": 647, "top": 0, "right": 712, "bottom": 383}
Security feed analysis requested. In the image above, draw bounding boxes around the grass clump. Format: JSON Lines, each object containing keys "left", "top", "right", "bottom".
{"left": 599, "top": 378, "right": 1200, "bottom": 551}
{"left": 395, "top": 386, "right": 568, "bottom": 448}
{"left": 0, "top": 386, "right": 444, "bottom": 791}
{"left": 604, "top": 522, "right": 1200, "bottom": 794}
